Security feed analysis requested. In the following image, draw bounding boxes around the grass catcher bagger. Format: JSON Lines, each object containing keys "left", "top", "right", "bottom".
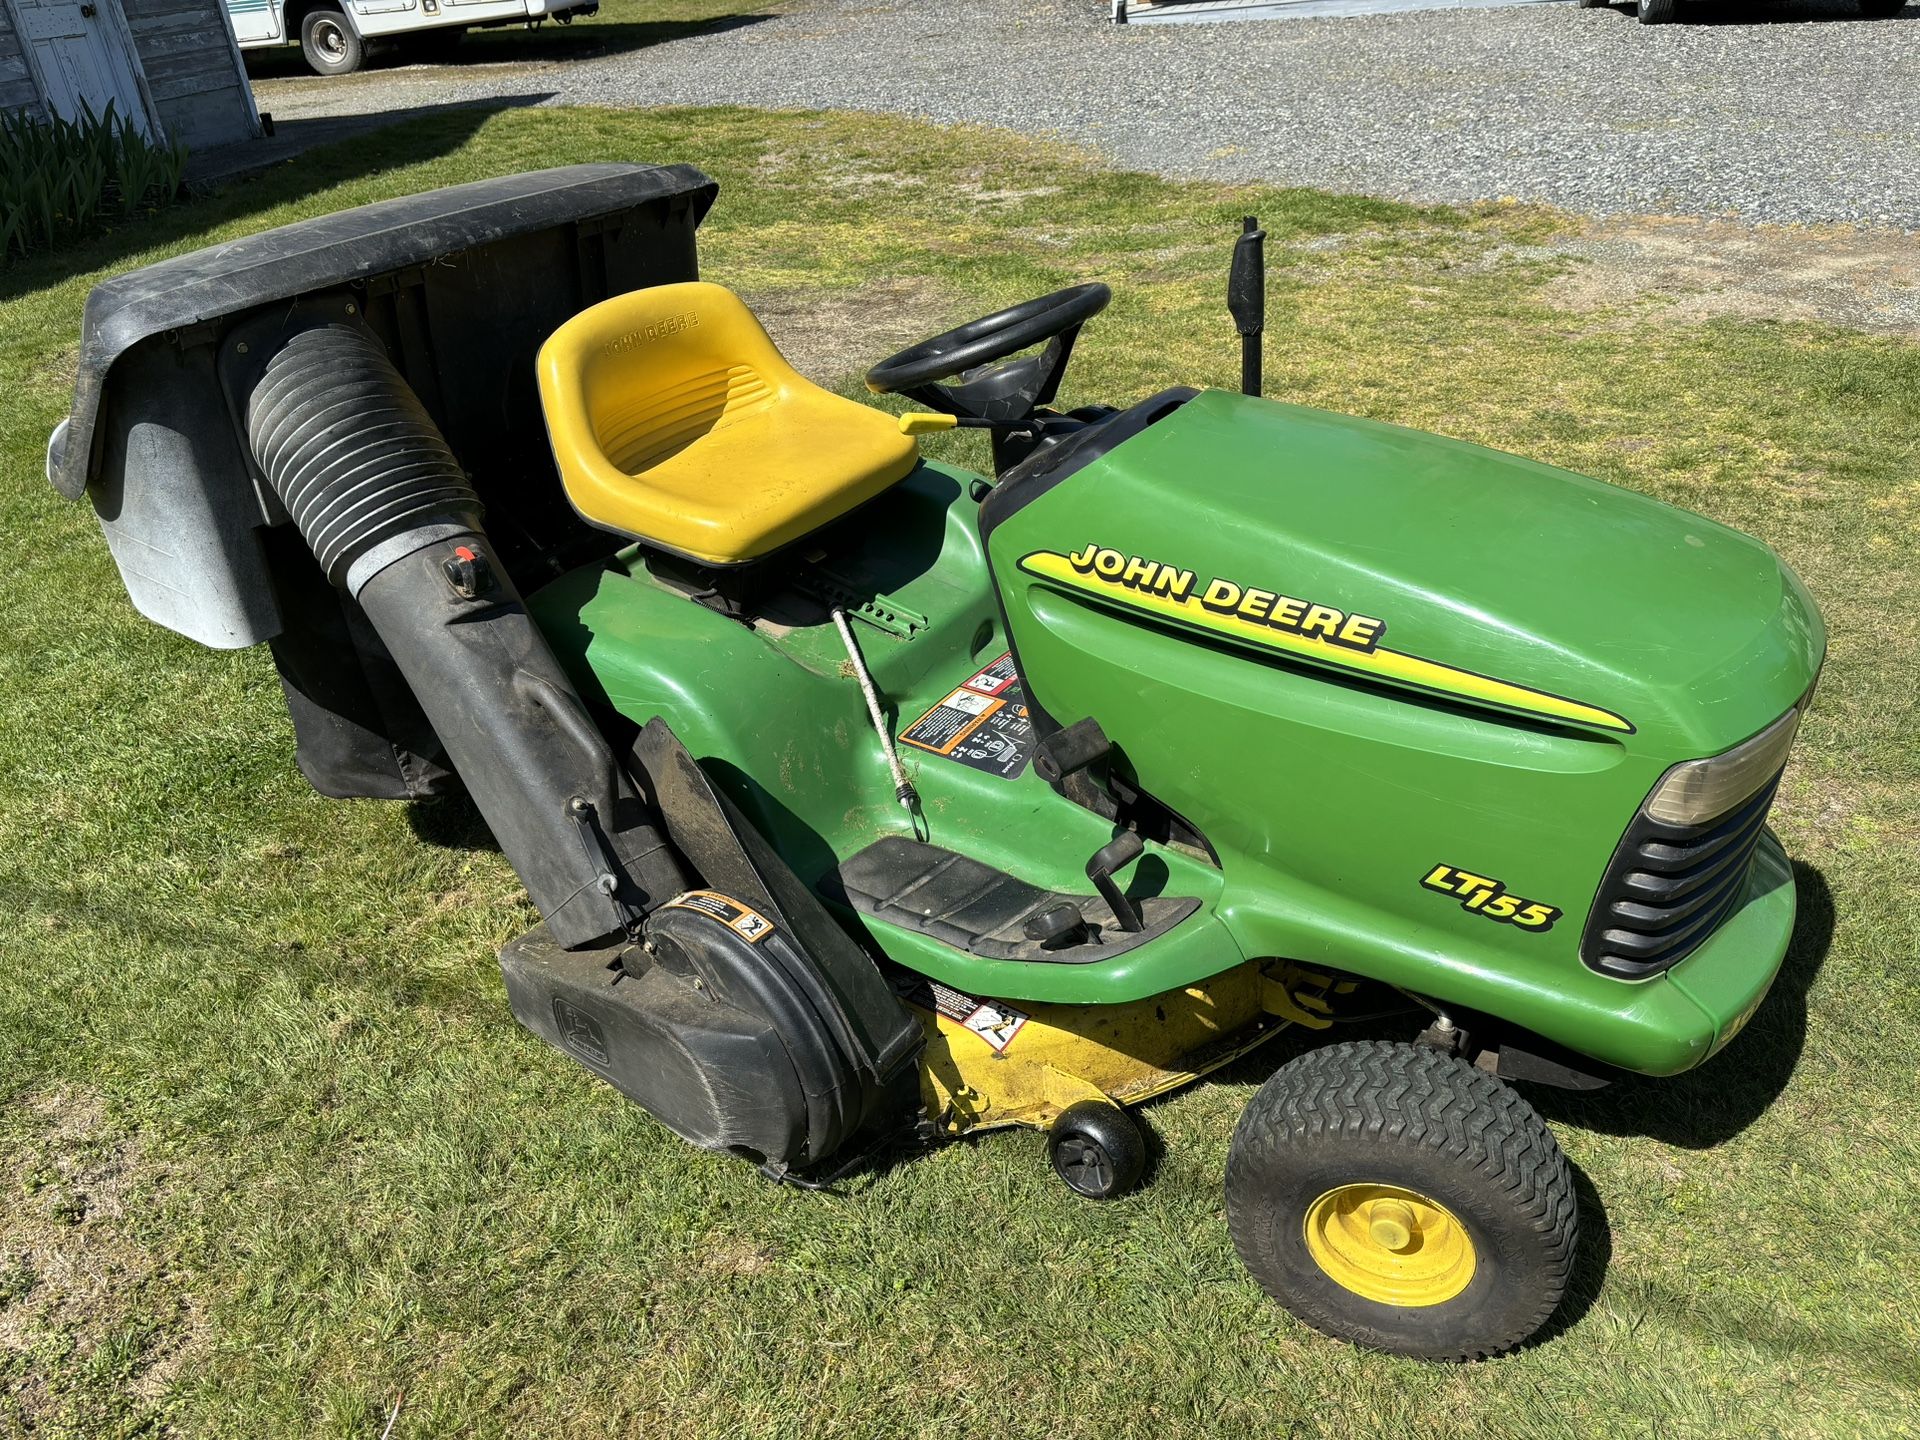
{"left": 51, "top": 165, "right": 1824, "bottom": 1360}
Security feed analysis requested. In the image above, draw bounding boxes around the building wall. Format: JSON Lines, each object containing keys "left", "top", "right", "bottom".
{"left": 0, "top": 1, "right": 257, "bottom": 151}
{"left": 123, "top": 0, "right": 257, "bottom": 150}
{"left": 0, "top": 9, "right": 41, "bottom": 115}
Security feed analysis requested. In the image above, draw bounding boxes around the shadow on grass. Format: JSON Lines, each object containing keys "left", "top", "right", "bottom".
{"left": 0, "top": 97, "right": 551, "bottom": 306}
{"left": 191, "top": 94, "right": 554, "bottom": 187}
{"left": 1587, "top": 0, "right": 1915, "bottom": 21}
{"left": 1531, "top": 861, "right": 1835, "bottom": 1151}
{"left": 241, "top": 11, "right": 772, "bottom": 82}
{"left": 408, "top": 789, "right": 498, "bottom": 852}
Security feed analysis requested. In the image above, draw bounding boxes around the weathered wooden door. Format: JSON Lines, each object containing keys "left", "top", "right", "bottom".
{"left": 10, "top": 0, "right": 157, "bottom": 136}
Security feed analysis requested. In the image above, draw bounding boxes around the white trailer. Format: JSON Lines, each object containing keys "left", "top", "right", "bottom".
{"left": 225, "top": 0, "right": 598, "bottom": 75}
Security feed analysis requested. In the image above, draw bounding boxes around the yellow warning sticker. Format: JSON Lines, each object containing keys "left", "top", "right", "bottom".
{"left": 662, "top": 889, "right": 777, "bottom": 943}
{"left": 899, "top": 653, "right": 1033, "bottom": 779}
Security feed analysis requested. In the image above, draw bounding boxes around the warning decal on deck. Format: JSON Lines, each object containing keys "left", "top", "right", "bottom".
{"left": 960, "top": 999, "right": 1029, "bottom": 1054}
{"left": 899, "top": 652, "right": 1033, "bottom": 779}
{"left": 894, "top": 976, "right": 1029, "bottom": 1054}
{"left": 662, "top": 889, "right": 776, "bottom": 943}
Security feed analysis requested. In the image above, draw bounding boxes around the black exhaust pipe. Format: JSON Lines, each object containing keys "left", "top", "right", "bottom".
{"left": 241, "top": 322, "right": 683, "bottom": 948}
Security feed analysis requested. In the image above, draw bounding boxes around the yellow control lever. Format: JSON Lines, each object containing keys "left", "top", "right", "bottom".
{"left": 898, "top": 413, "right": 959, "bottom": 436}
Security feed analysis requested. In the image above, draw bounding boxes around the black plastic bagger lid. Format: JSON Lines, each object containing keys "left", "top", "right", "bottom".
{"left": 50, "top": 162, "right": 718, "bottom": 501}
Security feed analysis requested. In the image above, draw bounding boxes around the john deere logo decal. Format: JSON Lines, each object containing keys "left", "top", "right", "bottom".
{"left": 1019, "top": 545, "right": 1633, "bottom": 735}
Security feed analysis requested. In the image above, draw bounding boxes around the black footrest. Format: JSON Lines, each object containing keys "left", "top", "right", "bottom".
{"left": 829, "top": 836, "right": 1199, "bottom": 964}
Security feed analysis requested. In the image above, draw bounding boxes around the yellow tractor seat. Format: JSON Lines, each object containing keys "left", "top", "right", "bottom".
{"left": 536, "top": 281, "right": 919, "bottom": 566}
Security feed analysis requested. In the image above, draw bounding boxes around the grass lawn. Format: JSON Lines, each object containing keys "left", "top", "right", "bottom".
{"left": 2, "top": 103, "right": 1917, "bottom": 1438}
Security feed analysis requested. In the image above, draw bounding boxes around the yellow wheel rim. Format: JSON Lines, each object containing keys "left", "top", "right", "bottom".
{"left": 1302, "top": 1183, "right": 1476, "bottom": 1307}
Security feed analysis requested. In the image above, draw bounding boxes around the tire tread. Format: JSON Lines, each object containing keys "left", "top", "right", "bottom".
{"left": 1227, "top": 1040, "right": 1577, "bottom": 1360}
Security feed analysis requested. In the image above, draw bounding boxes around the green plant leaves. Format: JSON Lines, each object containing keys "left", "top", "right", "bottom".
{"left": 0, "top": 103, "right": 187, "bottom": 263}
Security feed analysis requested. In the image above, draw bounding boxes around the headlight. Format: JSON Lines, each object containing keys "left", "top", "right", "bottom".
{"left": 1644, "top": 706, "right": 1802, "bottom": 828}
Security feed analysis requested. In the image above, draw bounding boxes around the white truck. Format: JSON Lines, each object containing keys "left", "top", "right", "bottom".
{"left": 226, "top": 0, "right": 599, "bottom": 75}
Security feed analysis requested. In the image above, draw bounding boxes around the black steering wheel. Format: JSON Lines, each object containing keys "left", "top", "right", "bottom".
{"left": 864, "top": 283, "right": 1111, "bottom": 422}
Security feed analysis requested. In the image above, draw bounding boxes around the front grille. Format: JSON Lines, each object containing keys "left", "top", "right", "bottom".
{"left": 1580, "top": 773, "right": 1784, "bottom": 980}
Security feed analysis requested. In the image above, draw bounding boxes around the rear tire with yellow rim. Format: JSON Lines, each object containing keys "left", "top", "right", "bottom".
{"left": 1225, "top": 1040, "right": 1577, "bottom": 1360}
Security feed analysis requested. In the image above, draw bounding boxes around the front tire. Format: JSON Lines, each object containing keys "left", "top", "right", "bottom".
{"left": 301, "top": 9, "right": 365, "bottom": 75}
{"left": 1226, "top": 1041, "right": 1577, "bottom": 1360}
{"left": 1637, "top": 0, "right": 1677, "bottom": 22}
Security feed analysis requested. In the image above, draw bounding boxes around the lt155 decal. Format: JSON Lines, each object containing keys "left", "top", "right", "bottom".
{"left": 1420, "top": 864, "right": 1561, "bottom": 932}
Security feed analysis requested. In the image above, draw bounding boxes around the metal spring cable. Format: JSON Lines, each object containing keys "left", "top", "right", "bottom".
{"left": 831, "top": 606, "right": 918, "bottom": 813}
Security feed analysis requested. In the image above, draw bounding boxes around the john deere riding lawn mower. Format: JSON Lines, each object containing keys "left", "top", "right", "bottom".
{"left": 50, "top": 164, "right": 1822, "bottom": 1360}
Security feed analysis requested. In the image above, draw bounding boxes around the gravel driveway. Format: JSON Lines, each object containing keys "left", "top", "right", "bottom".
{"left": 254, "top": 0, "right": 1920, "bottom": 227}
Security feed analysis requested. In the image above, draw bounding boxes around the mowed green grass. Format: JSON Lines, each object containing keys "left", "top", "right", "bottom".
{"left": 2, "top": 105, "right": 1917, "bottom": 1438}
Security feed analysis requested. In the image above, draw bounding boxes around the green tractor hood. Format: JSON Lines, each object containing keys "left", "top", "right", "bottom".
{"left": 1008, "top": 389, "right": 1823, "bottom": 756}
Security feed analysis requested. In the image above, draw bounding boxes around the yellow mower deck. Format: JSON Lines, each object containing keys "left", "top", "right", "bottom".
{"left": 913, "top": 960, "right": 1356, "bottom": 1136}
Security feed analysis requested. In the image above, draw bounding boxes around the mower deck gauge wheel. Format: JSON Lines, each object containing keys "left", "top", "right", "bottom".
{"left": 1048, "top": 1100, "right": 1147, "bottom": 1200}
